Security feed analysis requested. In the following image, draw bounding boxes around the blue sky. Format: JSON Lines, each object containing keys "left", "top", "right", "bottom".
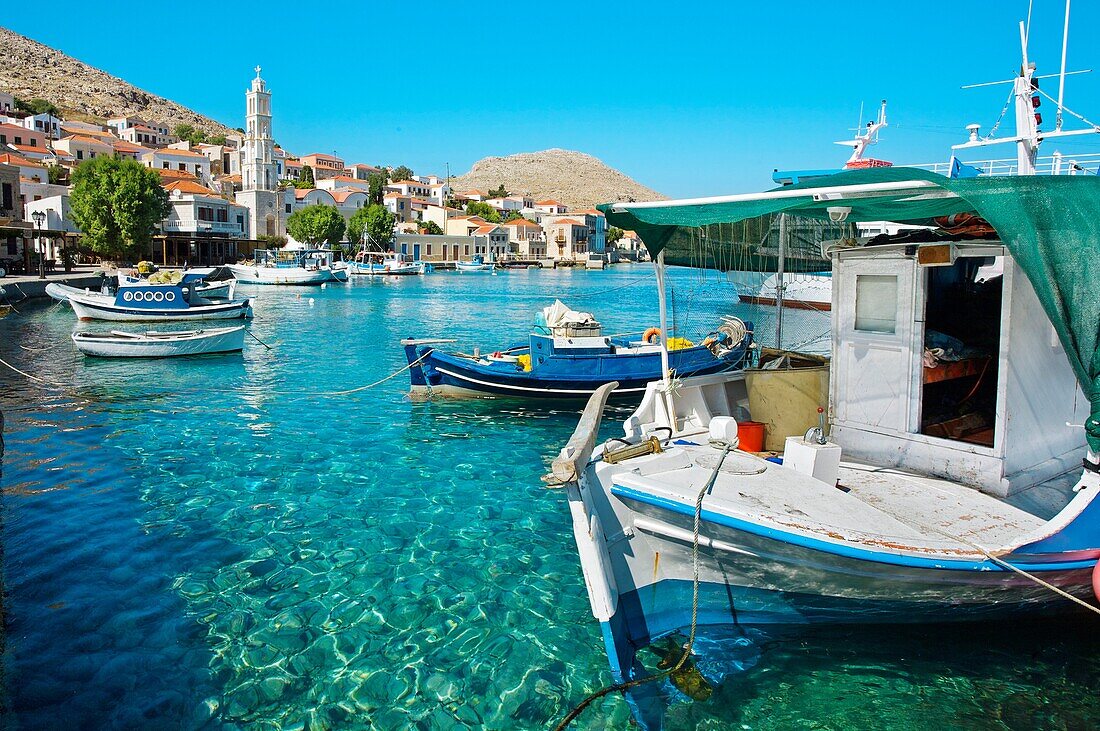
{"left": 5, "top": 1, "right": 1100, "bottom": 198}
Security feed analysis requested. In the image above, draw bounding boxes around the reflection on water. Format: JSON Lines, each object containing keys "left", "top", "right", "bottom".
{"left": 1, "top": 267, "right": 1096, "bottom": 729}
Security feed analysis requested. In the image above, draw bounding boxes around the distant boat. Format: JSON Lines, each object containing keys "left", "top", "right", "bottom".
{"left": 402, "top": 301, "right": 753, "bottom": 399}
{"left": 47, "top": 282, "right": 252, "bottom": 322}
{"left": 738, "top": 272, "right": 832, "bottom": 310}
{"left": 71, "top": 326, "right": 246, "bottom": 357}
{"left": 226, "top": 249, "right": 334, "bottom": 285}
{"left": 347, "top": 252, "right": 431, "bottom": 276}
{"left": 455, "top": 255, "right": 493, "bottom": 272}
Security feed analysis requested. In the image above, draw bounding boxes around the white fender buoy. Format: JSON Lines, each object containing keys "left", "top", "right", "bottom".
{"left": 308, "top": 298, "right": 315, "bottom": 306}
{"left": 321, "top": 282, "right": 328, "bottom": 289}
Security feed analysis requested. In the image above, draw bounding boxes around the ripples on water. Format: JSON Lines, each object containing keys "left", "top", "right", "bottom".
{"left": 1, "top": 267, "right": 1097, "bottom": 729}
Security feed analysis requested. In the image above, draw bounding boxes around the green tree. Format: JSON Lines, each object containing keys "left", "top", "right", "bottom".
{"left": 173, "top": 123, "right": 207, "bottom": 145}
{"left": 286, "top": 205, "right": 346, "bottom": 246}
{"left": 14, "top": 97, "right": 60, "bottom": 118}
{"left": 418, "top": 220, "right": 443, "bottom": 235}
{"left": 46, "top": 163, "right": 66, "bottom": 185}
{"left": 464, "top": 201, "right": 502, "bottom": 223}
{"left": 367, "top": 171, "right": 388, "bottom": 206}
{"left": 608, "top": 226, "right": 625, "bottom": 245}
{"left": 503, "top": 210, "right": 524, "bottom": 222}
{"left": 300, "top": 165, "right": 315, "bottom": 186}
{"left": 489, "top": 183, "right": 508, "bottom": 198}
{"left": 69, "top": 157, "right": 171, "bottom": 260}
{"left": 348, "top": 204, "right": 396, "bottom": 248}
{"left": 390, "top": 165, "right": 414, "bottom": 182}
{"left": 208, "top": 133, "right": 228, "bottom": 146}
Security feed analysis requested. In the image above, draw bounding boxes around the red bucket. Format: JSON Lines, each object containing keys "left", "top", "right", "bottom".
{"left": 737, "top": 421, "right": 765, "bottom": 452}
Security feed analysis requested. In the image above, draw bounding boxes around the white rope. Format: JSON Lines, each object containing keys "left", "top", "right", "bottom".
{"left": 328, "top": 352, "right": 431, "bottom": 396}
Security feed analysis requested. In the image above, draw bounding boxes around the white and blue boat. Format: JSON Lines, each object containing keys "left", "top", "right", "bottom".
{"left": 347, "top": 252, "right": 431, "bottom": 276}
{"left": 49, "top": 281, "right": 252, "bottom": 322}
{"left": 226, "top": 249, "right": 335, "bottom": 286}
{"left": 401, "top": 301, "right": 753, "bottom": 400}
{"left": 551, "top": 166, "right": 1100, "bottom": 729}
{"left": 455, "top": 255, "right": 492, "bottom": 272}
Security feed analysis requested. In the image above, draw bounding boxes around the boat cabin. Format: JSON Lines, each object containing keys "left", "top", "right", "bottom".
{"left": 831, "top": 237, "right": 1086, "bottom": 497}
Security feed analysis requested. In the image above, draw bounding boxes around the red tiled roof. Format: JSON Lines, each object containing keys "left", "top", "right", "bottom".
{"left": 0, "top": 152, "right": 42, "bottom": 167}
{"left": 536, "top": 199, "right": 563, "bottom": 206}
{"left": 164, "top": 179, "right": 220, "bottom": 196}
{"left": 330, "top": 190, "right": 365, "bottom": 203}
{"left": 156, "top": 168, "right": 199, "bottom": 181}
{"left": 550, "top": 218, "right": 582, "bottom": 225}
{"left": 63, "top": 134, "right": 114, "bottom": 147}
{"left": 154, "top": 147, "right": 205, "bottom": 158}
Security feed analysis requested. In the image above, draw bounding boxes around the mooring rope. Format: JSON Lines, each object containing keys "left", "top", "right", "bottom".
{"left": 328, "top": 352, "right": 432, "bottom": 396}
{"left": 553, "top": 441, "right": 733, "bottom": 730}
{"left": 0, "top": 346, "right": 433, "bottom": 400}
{"left": 0, "top": 355, "right": 67, "bottom": 389}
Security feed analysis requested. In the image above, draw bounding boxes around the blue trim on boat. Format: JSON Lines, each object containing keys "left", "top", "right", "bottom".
{"left": 610, "top": 483, "right": 1098, "bottom": 572}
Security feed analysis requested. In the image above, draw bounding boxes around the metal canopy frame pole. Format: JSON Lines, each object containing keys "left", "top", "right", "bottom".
{"left": 776, "top": 212, "right": 787, "bottom": 348}
{"left": 655, "top": 250, "right": 676, "bottom": 430}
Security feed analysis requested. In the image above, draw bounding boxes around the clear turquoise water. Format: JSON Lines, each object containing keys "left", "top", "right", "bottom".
{"left": 2, "top": 266, "right": 1098, "bottom": 729}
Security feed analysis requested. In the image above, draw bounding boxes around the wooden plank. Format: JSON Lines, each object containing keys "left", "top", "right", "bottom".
{"left": 546, "top": 381, "right": 619, "bottom": 487}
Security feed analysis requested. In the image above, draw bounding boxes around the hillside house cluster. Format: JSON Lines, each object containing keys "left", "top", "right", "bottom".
{"left": 0, "top": 72, "right": 631, "bottom": 272}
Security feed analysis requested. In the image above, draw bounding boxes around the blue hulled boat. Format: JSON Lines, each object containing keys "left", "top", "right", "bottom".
{"left": 47, "top": 280, "right": 252, "bottom": 322}
{"left": 401, "top": 301, "right": 753, "bottom": 399}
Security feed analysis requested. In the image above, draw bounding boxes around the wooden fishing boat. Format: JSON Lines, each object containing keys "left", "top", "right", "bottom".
{"left": 402, "top": 301, "right": 753, "bottom": 400}
{"left": 71, "top": 326, "right": 246, "bottom": 357}
{"left": 226, "top": 249, "right": 335, "bottom": 285}
{"left": 49, "top": 282, "right": 252, "bottom": 322}
{"left": 347, "top": 252, "right": 430, "bottom": 276}
{"left": 552, "top": 163, "right": 1100, "bottom": 728}
{"left": 455, "top": 255, "right": 493, "bottom": 272}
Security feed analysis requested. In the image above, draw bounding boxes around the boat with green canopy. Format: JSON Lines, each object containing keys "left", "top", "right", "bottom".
{"left": 548, "top": 165, "right": 1100, "bottom": 728}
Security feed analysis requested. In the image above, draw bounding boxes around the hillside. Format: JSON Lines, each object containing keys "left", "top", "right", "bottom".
{"left": 0, "top": 26, "right": 232, "bottom": 136}
{"left": 450, "top": 149, "right": 665, "bottom": 210}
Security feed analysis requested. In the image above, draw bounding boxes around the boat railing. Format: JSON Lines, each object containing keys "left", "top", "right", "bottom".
{"left": 546, "top": 381, "right": 619, "bottom": 487}
{"left": 908, "top": 151, "right": 1100, "bottom": 177}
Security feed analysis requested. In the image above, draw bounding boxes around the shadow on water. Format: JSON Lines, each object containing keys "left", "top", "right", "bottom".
{"left": 624, "top": 617, "right": 1100, "bottom": 730}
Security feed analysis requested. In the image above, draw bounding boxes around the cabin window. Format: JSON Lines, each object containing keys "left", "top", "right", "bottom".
{"left": 854, "top": 274, "right": 898, "bottom": 333}
{"left": 918, "top": 256, "right": 1003, "bottom": 447}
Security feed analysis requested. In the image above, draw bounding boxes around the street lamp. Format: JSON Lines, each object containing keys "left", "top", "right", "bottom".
{"left": 31, "top": 210, "right": 46, "bottom": 279}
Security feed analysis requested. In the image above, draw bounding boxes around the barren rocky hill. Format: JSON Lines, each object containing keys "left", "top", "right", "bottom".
{"left": 0, "top": 26, "right": 232, "bottom": 135}
{"left": 450, "top": 149, "right": 665, "bottom": 211}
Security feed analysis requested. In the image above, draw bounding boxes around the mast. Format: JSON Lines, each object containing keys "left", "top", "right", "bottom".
{"left": 1057, "top": 0, "right": 1071, "bottom": 131}
{"left": 775, "top": 213, "right": 787, "bottom": 348}
{"left": 655, "top": 250, "right": 676, "bottom": 430}
{"left": 1015, "top": 21, "right": 1040, "bottom": 175}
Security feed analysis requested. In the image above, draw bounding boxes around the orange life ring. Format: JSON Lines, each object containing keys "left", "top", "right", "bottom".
{"left": 643, "top": 327, "right": 662, "bottom": 344}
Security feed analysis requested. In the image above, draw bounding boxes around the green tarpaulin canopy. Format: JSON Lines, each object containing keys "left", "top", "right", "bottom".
{"left": 599, "top": 167, "right": 1100, "bottom": 452}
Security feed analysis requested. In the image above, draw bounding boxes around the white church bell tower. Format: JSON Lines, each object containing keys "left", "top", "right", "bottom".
{"left": 237, "top": 66, "right": 281, "bottom": 240}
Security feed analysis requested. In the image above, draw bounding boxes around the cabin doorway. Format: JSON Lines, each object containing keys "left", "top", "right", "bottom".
{"left": 918, "top": 256, "right": 1003, "bottom": 447}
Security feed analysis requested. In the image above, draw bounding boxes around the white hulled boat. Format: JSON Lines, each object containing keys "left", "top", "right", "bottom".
{"left": 71, "top": 326, "right": 246, "bottom": 357}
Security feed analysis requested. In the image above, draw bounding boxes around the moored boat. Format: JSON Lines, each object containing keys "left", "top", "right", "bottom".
{"left": 455, "top": 255, "right": 492, "bottom": 272}
{"left": 51, "top": 281, "right": 252, "bottom": 322}
{"left": 551, "top": 166, "right": 1100, "bottom": 729}
{"left": 402, "top": 300, "right": 753, "bottom": 399}
{"left": 347, "top": 252, "right": 431, "bottom": 276}
{"left": 71, "top": 326, "right": 246, "bottom": 357}
{"left": 226, "top": 249, "right": 334, "bottom": 285}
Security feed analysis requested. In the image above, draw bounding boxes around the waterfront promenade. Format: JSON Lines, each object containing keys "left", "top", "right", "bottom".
{"left": 0, "top": 265, "right": 102, "bottom": 301}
